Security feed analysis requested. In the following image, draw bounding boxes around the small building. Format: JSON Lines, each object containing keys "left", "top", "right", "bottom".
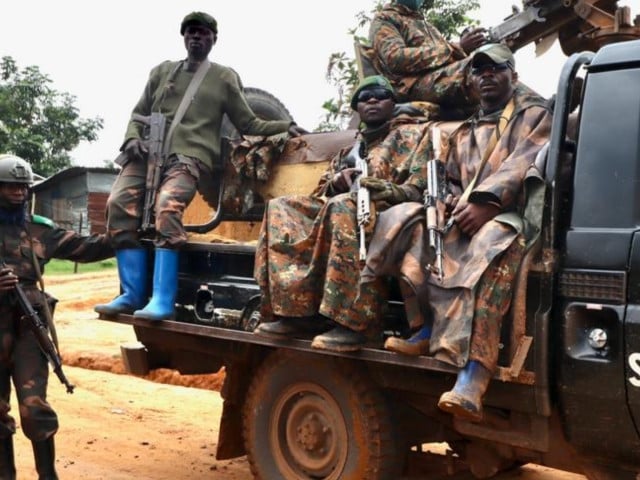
{"left": 32, "top": 166, "right": 118, "bottom": 235}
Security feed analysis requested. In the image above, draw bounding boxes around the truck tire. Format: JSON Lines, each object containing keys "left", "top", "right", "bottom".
{"left": 242, "top": 350, "right": 401, "bottom": 480}
{"left": 220, "top": 87, "right": 293, "bottom": 140}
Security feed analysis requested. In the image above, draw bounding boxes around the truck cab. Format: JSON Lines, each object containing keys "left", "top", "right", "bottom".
{"left": 100, "top": 39, "right": 640, "bottom": 480}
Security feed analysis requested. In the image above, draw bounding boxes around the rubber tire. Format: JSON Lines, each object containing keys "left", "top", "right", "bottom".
{"left": 220, "top": 87, "right": 293, "bottom": 140}
{"left": 243, "top": 350, "right": 401, "bottom": 480}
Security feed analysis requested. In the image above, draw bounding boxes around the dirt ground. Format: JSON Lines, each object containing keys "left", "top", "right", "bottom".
{"left": 7, "top": 269, "right": 587, "bottom": 479}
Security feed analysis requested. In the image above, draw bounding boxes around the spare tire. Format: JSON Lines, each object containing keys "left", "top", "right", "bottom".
{"left": 220, "top": 87, "right": 293, "bottom": 140}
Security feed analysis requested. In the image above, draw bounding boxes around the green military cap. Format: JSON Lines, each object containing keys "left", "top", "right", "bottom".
{"left": 471, "top": 43, "right": 515, "bottom": 69}
{"left": 180, "top": 11, "right": 218, "bottom": 36}
{"left": 350, "top": 75, "right": 396, "bottom": 110}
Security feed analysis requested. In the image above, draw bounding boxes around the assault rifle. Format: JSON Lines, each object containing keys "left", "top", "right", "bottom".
{"left": 133, "top": 112, "right": 168, "bottom": 232}
{"left": 343, "top": 141, "right": 371, "bottom": 261}
{"left": 424, "top": 127, "right": 450, "bottom": 282}
{"left": 1, "top": 264, "right": 75, "bottom": 393}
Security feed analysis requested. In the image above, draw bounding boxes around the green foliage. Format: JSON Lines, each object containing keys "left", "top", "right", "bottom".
{"left": 0, "top": 56, "right": 103, "bottom": 177}
{"left": 44, "top": 258, "right": 116, "bottom": 276}
{"left": 322, "top": 0, "right": 479, "bottom": 130}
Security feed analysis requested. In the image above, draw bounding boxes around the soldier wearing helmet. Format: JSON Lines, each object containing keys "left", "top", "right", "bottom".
{"left": 0, "top": 154, "right": 113, "bottom": 479}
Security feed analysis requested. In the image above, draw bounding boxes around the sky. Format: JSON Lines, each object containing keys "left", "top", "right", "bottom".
{"left": 0, "top": 0, "right": 638, "bottom": 167}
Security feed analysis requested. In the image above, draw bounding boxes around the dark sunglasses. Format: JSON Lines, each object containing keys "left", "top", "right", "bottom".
{"left": 357, "top": 88, "right": 393, "bottom": 103}
{"left": 470, "top": 63, "right": 511, "bottom": 76}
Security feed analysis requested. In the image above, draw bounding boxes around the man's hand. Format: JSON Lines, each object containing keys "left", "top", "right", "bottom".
{"left": 360, "top": 177, "right": 408, "bottom": 205}
{"left": 460, "top": 27, "right": 488, "bottom": 54}
{"left": 288, "top": 124, "right": 309, "bottom": 137}
{"left": 453, "top": 202, "right": 500, "bottom": 237}
{"left": 331, "top": 168, "right": 361, "bottom": 193}
{"left": 124, "top": 138, "right": 148, "bottom": 162}
{"left": 0, "top": 268, "right": 18, "bottom": 292}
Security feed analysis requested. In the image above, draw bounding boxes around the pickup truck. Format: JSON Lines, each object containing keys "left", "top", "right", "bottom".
{"left": 99, "top": 39, "right": 640, "bottom": 480}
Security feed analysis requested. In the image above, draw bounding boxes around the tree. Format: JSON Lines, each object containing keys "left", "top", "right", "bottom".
{"left": 320, "top": 0, "right": 479, "bottom": 131}
{"left": 0, "top": 56, "right": 103, "bottom": 177}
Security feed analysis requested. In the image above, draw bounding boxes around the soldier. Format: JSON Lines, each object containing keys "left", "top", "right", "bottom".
{"left": 368, "top": 0, "right": 487, "bottom": 115}
{"left": 324, "top": 44, "right": 552, "bottom": 421}
{"left": 0, "top": 154, "right": 113, "bottom": 479}
{"left": 95, "top": 11, "right": 307, "bottom": 321}
{"left": 253, "top": 75, "right": 434, "bottom": 351}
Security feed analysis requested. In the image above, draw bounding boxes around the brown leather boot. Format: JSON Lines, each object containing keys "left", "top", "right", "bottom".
{"left": 438, "top": 360, "right": 493, "bottom": 422}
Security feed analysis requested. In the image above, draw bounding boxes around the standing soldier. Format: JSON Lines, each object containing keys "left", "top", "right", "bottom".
{"left": 95, "top": 11, "right": 307, "bottom": 322}
{"left": 0, "top": 154, "right": 113, "bottom": 479}
{"left": 367, "top": 0, "right": 488, "bottom": 115}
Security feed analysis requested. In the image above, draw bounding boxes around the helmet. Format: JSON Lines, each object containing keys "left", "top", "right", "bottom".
{"left": 0, "top": 154, "right": 34, "bottom": 185}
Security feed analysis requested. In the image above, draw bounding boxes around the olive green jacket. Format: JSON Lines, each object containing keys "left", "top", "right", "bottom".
{"left": 123, "top": 60, "right": 291, "bottom": 170}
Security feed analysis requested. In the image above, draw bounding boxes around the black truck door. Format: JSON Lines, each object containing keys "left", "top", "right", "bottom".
{"left": 557, "top": 42, "right": 640, "bottom": 464}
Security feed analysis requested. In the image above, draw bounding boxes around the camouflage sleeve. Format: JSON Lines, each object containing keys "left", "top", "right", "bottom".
{"left": 41, "top": 227, "right": 114, "bottom": 264}
{"left": 370, "top": 14, "right": 456, "bottom": 75}
{"left": 399, "top": 124, "right": 433, "bottom": 192}
{"left": 311, "top": 147, "right": 349, "bottom": 197}
{"left": 470, "top": 106, "right": 552, "bottom": 208}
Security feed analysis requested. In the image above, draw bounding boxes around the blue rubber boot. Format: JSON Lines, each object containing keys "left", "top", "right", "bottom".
{"left": 134, "top": 248, "right": 179, "bottom": 321}
{"left": 438, "top": 360, "right": 493, "bottom": 422}
{"left": 95, "top": 249, "right": 147, "bottom": 316}
{"left": 384, "top": 324, "right": 432, "bottom": 356}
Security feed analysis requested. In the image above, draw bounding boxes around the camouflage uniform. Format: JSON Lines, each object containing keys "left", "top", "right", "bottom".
{"left": 0, "top": 213, "right": 112, "bottom": 440}
{"left": 361, "top": 85, "right": 552, "bottom": 369}
{"left": 255, "top": 114, "right": 433, "bottom": 330}
{"left": 107, "top": 61, "right": 292, "bottom": 249}
{"left": 368, "top": 3, "right": 473, "bottom": 109}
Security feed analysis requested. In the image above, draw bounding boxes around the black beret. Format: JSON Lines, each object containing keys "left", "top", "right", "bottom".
{"left": 180, "top": 12, "right": 218, "bottom": 36}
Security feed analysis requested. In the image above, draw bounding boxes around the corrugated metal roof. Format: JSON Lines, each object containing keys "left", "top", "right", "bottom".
{"left": 32, "top": 166, "right": 118, "bottom": 192}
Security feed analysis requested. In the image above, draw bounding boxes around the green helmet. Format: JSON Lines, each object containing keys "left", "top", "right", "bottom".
{"left": 0, "top": 154, "right": 34, "bottom": 185}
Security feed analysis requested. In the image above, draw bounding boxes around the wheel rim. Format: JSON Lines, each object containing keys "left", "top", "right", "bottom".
{"left": 269, "top": 382, "right": 348, "bottom": 479}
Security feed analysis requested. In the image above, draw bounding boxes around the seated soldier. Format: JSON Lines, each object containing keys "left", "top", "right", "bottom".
{"left": 324, "top": 44, "right": 553, "bottom": 421}
{"left": 367, "top": 0, "right": 487, "bottom": 116}
{"left": 253, "top": 75, "right": 434, "bottom": 351}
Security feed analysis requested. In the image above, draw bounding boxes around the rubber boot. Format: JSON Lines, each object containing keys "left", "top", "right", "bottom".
{"left": 32, "top": 437, "right": 58, "bottom": 480}
{"left": 311, "top": 324, "right": 366, "bottom": 352}
{"left": 133, "top": 248, "right": 178, "bottom": 321}
{"left": 95, "top": 249, "right": 147, "bottom": 316}
{"left": 384, "top": 324, "right": 431, "bottom": 356}
{"left": 438, "top": 360, "right": 493, "bottom": 422}
{"left": 0, "top": 436, "right": 16, "bottom": 480}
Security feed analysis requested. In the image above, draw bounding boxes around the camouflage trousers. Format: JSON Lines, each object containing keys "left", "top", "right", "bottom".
{"left": 406, "top": 57, "right": 477, "bottom": 111}
{"left": 468, "top": 235, "right": 526, "bottom": 371}
{"left": 0, "top": 305, "right": 58, "bottom": 441}
{"left": 106, "top": 154, "right": 208, "bottom": 249}
{"left": 255, "top": 193, "right": 384, "bottom": 331}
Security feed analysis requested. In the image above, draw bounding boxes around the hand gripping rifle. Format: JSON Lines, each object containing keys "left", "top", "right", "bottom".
{"left": 424, "top": 127, "right": 451, "bottom": 282}
{"left": 1, "top": 263, "right": 75, "bottom": 393}
{"left": 351, "top": 142, "right": 371, "bottom": 261}
{"left": 133, "top": 112, "right": 168, "bottom": 233}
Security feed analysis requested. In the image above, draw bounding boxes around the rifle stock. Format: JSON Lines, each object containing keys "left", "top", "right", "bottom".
{"left": 1, "top": 263, "right": 74, "bottom": 393}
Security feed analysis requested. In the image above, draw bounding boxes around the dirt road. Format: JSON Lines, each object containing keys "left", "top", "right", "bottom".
{"left": 7, "top": 270, "right": 584, "bottom": 479}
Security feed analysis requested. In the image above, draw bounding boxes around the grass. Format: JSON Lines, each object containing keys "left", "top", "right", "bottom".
{"left": 44, "top": 258, "right": 117, "bottom": 275}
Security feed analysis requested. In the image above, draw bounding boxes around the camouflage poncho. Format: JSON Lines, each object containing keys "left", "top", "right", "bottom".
{"left": 361, "top": 85, "right": 552, "bottom": 366}
{"left": 255, "top": 114, "right": 433, "bottom": 329}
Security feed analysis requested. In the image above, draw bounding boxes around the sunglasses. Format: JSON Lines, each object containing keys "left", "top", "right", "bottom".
{"left": 357, "top": 88, "right": 393, "bottom": 103}
{"left": 470, "top": 63, "right": 511, "bottom": 76}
